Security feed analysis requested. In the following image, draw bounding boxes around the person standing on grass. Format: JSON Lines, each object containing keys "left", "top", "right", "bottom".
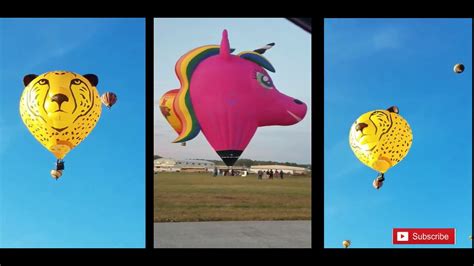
{"left": 280, "top": 170, "right": 284, "bottom": 179}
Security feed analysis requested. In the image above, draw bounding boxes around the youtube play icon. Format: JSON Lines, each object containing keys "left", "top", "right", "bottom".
{"left": 397, "top": 232, "right": 409, "bottom": 241}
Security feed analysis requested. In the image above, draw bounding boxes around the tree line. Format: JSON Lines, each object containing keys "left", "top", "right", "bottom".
{"left": 154, "top": 155, "right": 311, "bottom": 169}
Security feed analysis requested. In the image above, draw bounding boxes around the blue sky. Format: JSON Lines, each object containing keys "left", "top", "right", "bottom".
{"left": 325, "top": 18, "right": 472, "bottom": 248}
{"left": 154, "top": 18, "right": 311, "bottom": 164}
{"left": 0, "top": 18, "right": 145, "bottom": 247}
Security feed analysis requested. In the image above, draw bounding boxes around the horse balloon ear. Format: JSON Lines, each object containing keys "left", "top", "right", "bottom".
{"left": 387, "top": 106, "right": 399, "bottom": 114}
{"left": 238, "top": 52, "right": 276, "bottom": 73}
{"left": 23, "top": 74, "right": 38, "bottom": 86}
{"left": 219, "top": 29, "right": 231, "bottom": 59}
{"left": 253, "top": 43, "right": 275, "bottom": 54}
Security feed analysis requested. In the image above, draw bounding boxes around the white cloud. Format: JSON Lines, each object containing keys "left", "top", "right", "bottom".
{"left": 373, "top": 27, "right": 401, "bottom": 50}
{"left": 25, "top": 24, "right": 100, "bottom": 71}
{"left": 326, "top": 23, "right": 404, "bottom": 64}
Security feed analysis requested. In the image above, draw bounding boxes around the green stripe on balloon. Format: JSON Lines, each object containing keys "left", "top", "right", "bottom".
{"left": 239, "top": 52, "right": 275, "bottom": 73}
{"left": 179, "top": 47, "right": 237, "bottom": 142}
{"left": 180, "top": 47, "right": 219, "bottom": 142}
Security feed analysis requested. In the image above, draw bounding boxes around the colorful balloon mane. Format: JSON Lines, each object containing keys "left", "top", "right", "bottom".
{"left": 160, "top": 30, "right": 307, "bottom": 166}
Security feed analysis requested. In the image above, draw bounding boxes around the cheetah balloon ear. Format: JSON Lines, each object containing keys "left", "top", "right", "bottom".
{"left": 387, "top": 106, "right": 399, "bottom": 114}
{"left": 23, "top": 74, "right": 38, "bottom": 86}
{"left": 83, "top": 74, "right": 99, "bottom": 86}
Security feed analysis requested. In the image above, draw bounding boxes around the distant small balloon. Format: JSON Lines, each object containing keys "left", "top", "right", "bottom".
{"left": 373, "top": 178, "right": 383, "bottom": 189}
{"left": 454, "top": 64, "right": 465, "bottom": 74}
{"left": 342, "top": 240, "right": 351, "bottom": 248}
{"left": 101, "top": 92, "right": 117, "bottom": 109}
{"left": 51, "top": 170, "right": 63, "bottom": 180}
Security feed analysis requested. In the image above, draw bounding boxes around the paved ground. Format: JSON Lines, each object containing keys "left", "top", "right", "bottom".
{"left": 154, "top": 220, "right": 311, "bottom": 248}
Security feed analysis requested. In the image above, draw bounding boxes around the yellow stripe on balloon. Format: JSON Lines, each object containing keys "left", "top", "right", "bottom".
{"left": 173, "top": 45, "right": 219, "bottom": 143}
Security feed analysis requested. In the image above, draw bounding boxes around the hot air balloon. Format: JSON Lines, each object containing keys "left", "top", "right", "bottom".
{"left": 373, "top": 177, "right": 383, "bottom": 189}
{"left": 20, "top": 71, "right": 102, "bottom": 178}
{"left": 50, "top": 169, "right": 63, "bottom": 180}
{"left": 349, "top": 106, "right": 413, "bottom": 189}
{"left": 159, "top": 89, "right": 186, "bottom": 146}
{"left": 101, "top": 92, "right": 117, "bottom": 109}
{"left": 454, "top": 63, "right": 465, "bottom": 74}
{"left": 342, "top": 240, "right": 351, "bottom": 248}
{"left": 161, "top": 30, "right": 307, "bottom": 166}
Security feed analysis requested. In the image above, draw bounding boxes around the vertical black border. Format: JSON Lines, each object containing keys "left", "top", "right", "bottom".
{"left": 316, "top": 16, "right": 324, "bottom": 251}
{"left": 146, "top": 16, "right": 154, "bottom": 250}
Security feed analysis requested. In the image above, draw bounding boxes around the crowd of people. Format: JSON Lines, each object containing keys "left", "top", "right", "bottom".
{"left": 213, "top": 168, "right": 245, "bottom": 177}
{"left": 257, "top": 169, "right": 284, "bottom": 180}
{"left": 212, "top": 167, "right": 285, "bottom": 179}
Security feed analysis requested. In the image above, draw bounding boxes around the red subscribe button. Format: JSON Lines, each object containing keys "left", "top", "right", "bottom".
{"left": 393, "top": 228, "right": 455, "bottom": 244}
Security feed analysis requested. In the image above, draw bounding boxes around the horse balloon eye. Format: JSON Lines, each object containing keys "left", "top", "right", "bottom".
{"left": 256, "top": 72, "right": 273, "bottom": 89}
{"left": 38, "top": 79, "right": 48, "bottom": 85}
{"left": 72, "top": 79, "right": 81, "bottom": 85}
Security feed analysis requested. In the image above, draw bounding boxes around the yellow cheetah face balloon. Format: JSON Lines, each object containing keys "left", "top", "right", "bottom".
{"left": 19, "top": 71, "right": 102, "bottom": 159}
{"left": 349, "top": 106, "right": 413, "bottom": 173}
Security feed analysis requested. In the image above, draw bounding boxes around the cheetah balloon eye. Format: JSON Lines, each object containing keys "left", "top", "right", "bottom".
{"left": 71, "top": 79, "right": 82, "bottom": 85}
{"left": 38, "top": 79, "right": 48, "bottom": 85}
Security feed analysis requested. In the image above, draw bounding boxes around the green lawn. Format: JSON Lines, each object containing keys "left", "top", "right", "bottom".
{"left": 154, "top": 172, "right": 311, "bottom": 222}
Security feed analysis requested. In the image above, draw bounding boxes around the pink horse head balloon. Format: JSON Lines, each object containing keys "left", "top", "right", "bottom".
{"left": 162, "top": 30, "right": 307, "bottom": 166}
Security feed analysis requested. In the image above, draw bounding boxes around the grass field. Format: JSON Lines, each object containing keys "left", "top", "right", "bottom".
{"left": 154, "top": 172, "right": 311, "bottom": 222}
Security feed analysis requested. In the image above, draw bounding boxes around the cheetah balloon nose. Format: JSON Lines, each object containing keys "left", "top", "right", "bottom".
{"left": 355, "top": 122, "right": 368, "bottom": 132}
{"left": 51, "top": 93, "right": 69, "bottom": 108}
